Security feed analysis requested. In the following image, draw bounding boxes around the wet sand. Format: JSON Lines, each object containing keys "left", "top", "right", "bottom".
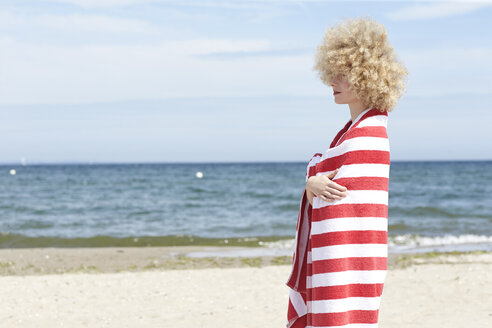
{"left": 0, "top": 245, "right": 421, "bottom": 276}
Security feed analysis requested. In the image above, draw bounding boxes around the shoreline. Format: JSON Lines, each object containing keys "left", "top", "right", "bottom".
{"left": 0, "top": 246, "right": 489, "bottom": 276}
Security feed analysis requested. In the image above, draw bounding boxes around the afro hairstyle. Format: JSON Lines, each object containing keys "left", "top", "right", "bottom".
{"left": 313, "top": 16, "right": 408, "bottom": 112}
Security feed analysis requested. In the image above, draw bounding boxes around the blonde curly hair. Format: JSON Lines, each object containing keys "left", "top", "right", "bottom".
{"left": 313, "top": 16, "right": 408, "bottom": 112}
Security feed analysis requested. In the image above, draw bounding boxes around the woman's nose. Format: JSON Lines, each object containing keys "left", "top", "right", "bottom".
{"left": 330, "top": 74, "right": 341, "bottom": 86}
{"left": 330, "top": 76, "right": 337, "bottom": 86}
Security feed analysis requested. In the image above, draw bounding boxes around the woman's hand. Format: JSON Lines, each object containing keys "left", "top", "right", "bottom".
{"left": 306, "top": 169, "right": 348, "bottom": 203}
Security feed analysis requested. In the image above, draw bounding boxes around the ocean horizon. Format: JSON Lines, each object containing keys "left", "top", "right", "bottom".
{"left": 2, "top": 160, "right": 491, "bottom": 254}
{"left": 3, "top": 159, "right": 491, "bottom": 165}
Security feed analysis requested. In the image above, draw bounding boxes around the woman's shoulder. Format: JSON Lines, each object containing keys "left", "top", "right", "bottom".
{"left": 356, "top": 111, "right": 389, "bottom": 129}
{"left": 344, "top": 114, "right": 389, "bottom": 141}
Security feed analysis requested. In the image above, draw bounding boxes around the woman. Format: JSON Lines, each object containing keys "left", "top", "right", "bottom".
{"left": 286, "top": 16, "right": 408, "bottom": 328}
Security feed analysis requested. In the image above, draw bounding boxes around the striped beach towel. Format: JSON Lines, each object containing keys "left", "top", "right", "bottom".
{"left": 286, "top": 107, "right": 390, "bottom": 328}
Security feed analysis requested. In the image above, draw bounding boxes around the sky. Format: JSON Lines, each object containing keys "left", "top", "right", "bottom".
{"left": 0, "top": 0, "right": 491, "bottom": 164}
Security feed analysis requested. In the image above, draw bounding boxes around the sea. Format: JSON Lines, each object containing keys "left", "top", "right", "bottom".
{"left": 1, "top": 161, "right": 491, "bottom": 256}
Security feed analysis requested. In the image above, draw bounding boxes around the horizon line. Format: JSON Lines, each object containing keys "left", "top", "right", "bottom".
{"left": 1, "top": 159, "right": 491, "bottom": 166}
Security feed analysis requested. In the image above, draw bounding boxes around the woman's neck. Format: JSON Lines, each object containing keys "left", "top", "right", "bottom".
{"left": 348, "top": 101, "right": 370, "bottom": 122}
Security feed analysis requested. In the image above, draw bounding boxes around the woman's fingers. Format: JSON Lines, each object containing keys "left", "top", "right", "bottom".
{"left": 334, "top": 181, "right": 348, "bottom": 191}
{"left": 320, "top": 194, "right": 335, "bottom": 202}
{"left": 329, "top": 181, "right": 347, "bottom": 192}
{"left": 315, "top": 172, "right": 348, "bottom": 202}
{"left": 322, "top": 185, "right": 348, "bottom": 200}
{"left": 326, "top": 187, "right": 347, "bottom": 197}
{"left": 320, "top": 191, "right": 344, "bottom": 201}
{"left": 325, "top": 192, "right": 343, "bottom": 200}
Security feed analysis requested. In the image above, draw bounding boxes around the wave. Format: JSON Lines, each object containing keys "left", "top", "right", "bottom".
{"left": 390, "top": 206, "right": 491, "bottom": 219}
{"left": 388, "top": 233, "right": 492, "bottom": 247}
{"left": 2, "top": 232, "right": 491, "bottom": 253}
{"left": 258, "top": 233, "right": 492, "bottom": 253}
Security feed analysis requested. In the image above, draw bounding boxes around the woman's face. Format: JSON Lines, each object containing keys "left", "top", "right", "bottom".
{"left": 329, "top": 73, "right": 359, "bottom": 104}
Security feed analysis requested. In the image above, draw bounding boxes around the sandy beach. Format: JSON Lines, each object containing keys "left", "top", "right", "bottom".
{"left": 0, "top": 247, "right": 491, "bottom": 328}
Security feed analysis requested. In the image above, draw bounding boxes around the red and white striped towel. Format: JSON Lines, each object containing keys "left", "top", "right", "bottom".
{"left": 286, "top": 107, "right": 390, "bottom": 328}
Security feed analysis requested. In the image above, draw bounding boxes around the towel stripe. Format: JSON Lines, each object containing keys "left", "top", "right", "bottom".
{"left": 311, "top": 310, "right": 381, "bottom": 326}
{"left": 327, "top": 163, "right": 390, "bottom": 179}
{"left": 312, "top": 204, "right": 388, "bottom": 221}
{"left": 312, "top": 150, "right": 390, "bottom": 175}
{"left": 309, "top": 270, "right": 388, "bottom": 288}
{"left": 309, "top": 296, "right": 382, "bottom": 313}
{"left": 311, "top": 244, "right": 388, "bottom": 262}
{"left": 311, "top": 230, "right": 387, "bottom": 248}
{"left": 309, "top": 283, "right": 385, "bottom": 300}
{"left": 311, "top": 217, "right": 387, "bottom": 235}
{"left": 308, "top": 257, "right": 387, "bottom": 274}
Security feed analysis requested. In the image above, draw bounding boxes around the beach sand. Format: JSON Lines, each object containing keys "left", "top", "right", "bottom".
{"left": 0, "top": 247, "right": 490, "bottom": 327}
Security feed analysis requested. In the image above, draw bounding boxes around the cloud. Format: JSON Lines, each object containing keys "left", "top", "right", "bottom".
{"left": 398, "top": 46, "right": 492, "bottom": 97}
{"left": 0, "top": 11, "right": 157, "bottom": 34}
{"left": 400, "top": 46, "right": 492, "bottom": 70}
{"left": 4, "top": 0, "right": 328, "bottom": 29}
{"left": 1, "top": 1, "right": 491, "bottom": 105}
{"left": 51, "top": 0, "right": 295, "bottom": 9}
{"left": 2, "top": 31, "right": 491, "bottom": 106}
{"left": 161, "top": 39, "right": 272, "bottom": 55}
{"left": 0, "top": 37, "right": 313, "bottom": 106}
{"left": 39, "top": 0, "right": 313, "bottom": 22}
{"left": 50, "top": 0, "right": 152, "bottom": 7}
{"left": 386, "top": 1, "right": 492, "bottom": 21}
{"left": 1, "top": 33, "right": 491, "bottom": 106}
